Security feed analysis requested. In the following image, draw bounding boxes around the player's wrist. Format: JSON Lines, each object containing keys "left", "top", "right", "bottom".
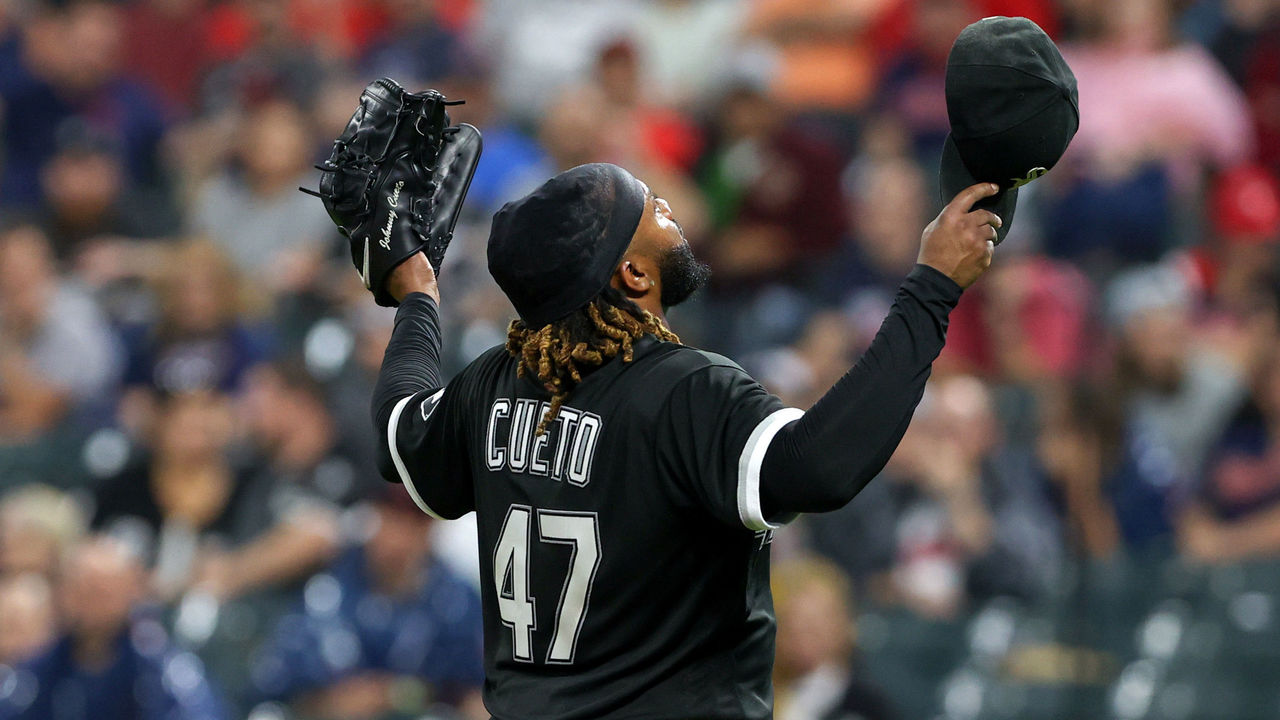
{"left": 387, "top": 253, "right": 439, "bottom": 305}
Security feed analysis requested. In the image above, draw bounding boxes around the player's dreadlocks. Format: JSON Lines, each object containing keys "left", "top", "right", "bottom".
{"left": 507, "top": 286, "right": 679, "bottom": 435}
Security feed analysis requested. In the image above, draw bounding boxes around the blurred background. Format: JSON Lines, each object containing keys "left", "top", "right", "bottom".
{"left": 0, "top": 0, "right": 1278, "bottom": 718}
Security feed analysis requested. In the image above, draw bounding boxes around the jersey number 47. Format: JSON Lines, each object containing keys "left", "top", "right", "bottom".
{"left": 494, "top": 504, "right": 601, "bottom": 665}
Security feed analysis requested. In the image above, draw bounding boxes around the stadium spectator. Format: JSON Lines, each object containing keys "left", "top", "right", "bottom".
{"left": 0, "top": 535, "right": 228, "bottom": 720}
{"left": 630, "top": 0, "right": 748, "bottom": 110}
{"left": 0, "top": 227, "right": 122, "bottom": 464}
{"left": 359, "top": 0, "right": 465, "bottom": 83}
{"left": 1097, "top": 264, "right": 1255, "bottom": 547}
{"left": 1047, "top": 0, "right": 1254, "bottom": 265}
{"left": 116, "top": 240, "right": 269, "bottom": 434}
{"left": 0, "top": 573, "right": 57, "bottom": 666}
{"left": 239, "top": 361, "right": 378, "bottom": 509}
{"left": 0, "top": 484, "right": 87, "bottom": 578}
{"left": 121, "top": 0, "right": 219, "bottom": 115}
{"left": 697, "top": 79, "right": 847, "bottom": 351}
{"left": 1179, "top": 346, "right": 1280, "bottom": 563}
{"left": 0, "top": 1, "right": 168, "bottom": 208}
{"left": 821, "top": 130, "right": 931, "bottom": 307}
{"left": 699, "top": 80, "right": 847, "bottom": 286}
{"left": 91, "top": 390, "right": 243, "bottom": 599}
{"left": 772, "top": 555, "right": 897, "bottom": 720}
{"left": 37, "top": 121, "right": 175, "bottom": 265}
{"left": 940, "top": 254, "right": 1094, "bottom": 384}
{"left": 873, "top": 0, "right": 979, "bottom": 165}
{"left": 810, "top": 375, "right": 1062, "bottom": 617}
{"left": 743, "top": 0, "right": 890, "bottom": 114}
{"left": 250, "top": 487, "right": 485, "bottom": 719}
{"left": 189, "top": 98, "right": 334, "bottom": 292}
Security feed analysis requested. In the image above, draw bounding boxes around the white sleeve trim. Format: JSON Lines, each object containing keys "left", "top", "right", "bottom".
{"left": 736, "top": 407, "right": 805, "bottom": 532}
{"left": 387, "top": 391, "right": 446, "bottom": 520}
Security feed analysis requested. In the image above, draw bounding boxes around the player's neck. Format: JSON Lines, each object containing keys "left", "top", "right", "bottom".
{"left": 631, "top": 295, "right": 668, "bottom": 327}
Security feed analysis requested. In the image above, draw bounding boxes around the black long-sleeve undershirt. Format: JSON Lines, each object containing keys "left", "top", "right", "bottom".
{"left": 758, "top": 264, "right": 963, "bottom": 518}
{"left": 371, "top": 292, "right": 444, "bottom": 464}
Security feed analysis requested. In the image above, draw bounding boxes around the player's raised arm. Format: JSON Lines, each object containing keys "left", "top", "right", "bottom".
{"left": 755, "top": 11, "right": 1080, "bottom": 521}
{"left": 300, "top": 78, "right": 482, "bottom": 518}
{"left": 754, "top": 183, "right": 1001, "bottom": 519}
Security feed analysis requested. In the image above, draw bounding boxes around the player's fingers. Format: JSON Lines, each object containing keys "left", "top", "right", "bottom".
{"left": 946, "top": 182, "right": 1001, "bottom": 215}
{"left": 969, "top": 209, "right": 1002, "bottom": 230}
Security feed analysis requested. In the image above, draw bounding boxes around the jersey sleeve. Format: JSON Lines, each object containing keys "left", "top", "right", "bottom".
{"left": 656, "top": 363, "right": 802, "bottom": 531}
{"left": 381, "top": 380, "right": 475, "bottom": 520}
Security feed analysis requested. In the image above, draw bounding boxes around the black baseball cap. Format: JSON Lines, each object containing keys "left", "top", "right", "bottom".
{"left": 939, "top": 16, "right": 1078, "bottom": 243}
{"left": 488, "top": 163, "right": 647, "bottom": 328}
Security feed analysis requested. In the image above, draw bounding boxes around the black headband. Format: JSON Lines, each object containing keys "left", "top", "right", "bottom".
{"left": 487, "top": 163, "right": 647, "bottom": 328}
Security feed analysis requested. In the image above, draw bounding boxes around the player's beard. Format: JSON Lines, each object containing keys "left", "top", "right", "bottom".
{"left": 658, "top": 241, "right": 711, "bottom": 309}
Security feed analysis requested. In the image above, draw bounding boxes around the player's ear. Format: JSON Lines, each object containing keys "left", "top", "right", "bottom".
{"left": 612, "top": 258, "right": 652, "bottom": 299}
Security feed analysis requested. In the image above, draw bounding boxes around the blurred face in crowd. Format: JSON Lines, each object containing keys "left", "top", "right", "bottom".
{"left": 0, "top": 574, "right": 56, "bottom": 663}
{"left": 154, "top": 392, "right": 235, "bottom": 465}
{"left": 60, "top": 538, "right": 145, "bottom": 642}
{"left": 41, "top": 149, "right": 124, "bottom": 229}
{"left": 241, "top": 366, "right": 298, "bottom": 444}
{"left": 773, "top": 563, "right": 854, "bottom": 680}
{"left": 929, "top": 375, "right": 998, "bottom": 455}
{"left": 1121, "top": 306, "right": 1190, "bottom": 391}
{"left": 852, "top": 158, "right": 928, "bottom": 275}
{"left": 719, "top": 87, "right": 777, "bottom": 143}
{"left": 241, "top": 100, "right": 313, "bottom": 191}
{"left": 540, "top": 90, "right": 608, "bottom": 170}
{"left": 597, "top": 40, "right": 640, "bottom": 107}
{"left": 0, "top": 487, "right": 84, "bottom": 578}
{"left": 25, "top": 2, "right": 123, "bottom": 94}
{"left": 366, "top": 504, "right": 433, "bottom": 591}
{"left": 0, "top": 227, "right": 57, "bottom": 338}
{"left": 0, "top": 515, "right": 59, "bottom": 578}
{"left": 160, "top": 242, "right": 240, "bottom": 335}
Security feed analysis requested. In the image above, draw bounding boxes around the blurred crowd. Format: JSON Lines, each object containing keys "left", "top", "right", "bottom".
{"left": 1, "top": 0, "right": 1279, "bottom": 718}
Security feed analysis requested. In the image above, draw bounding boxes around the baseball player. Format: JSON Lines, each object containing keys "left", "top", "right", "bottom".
{"left": 306, "top": 15, "right": 1077, "bottom": 718}
{"left": 371, "top": 165, "right": 996, "bottom": 719}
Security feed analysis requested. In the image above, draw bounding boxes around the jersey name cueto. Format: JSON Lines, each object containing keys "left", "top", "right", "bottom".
{"left": 484, "top": 398, "right": 602, "bottom": 486}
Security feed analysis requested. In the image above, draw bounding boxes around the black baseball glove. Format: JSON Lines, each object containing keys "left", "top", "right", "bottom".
{"left": 303, "top": 78, "right": 482, "bottom": 306}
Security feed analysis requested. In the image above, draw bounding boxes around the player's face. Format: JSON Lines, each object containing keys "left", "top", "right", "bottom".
{"left": 637, "top": 191, "right": 710, "bottom": 309}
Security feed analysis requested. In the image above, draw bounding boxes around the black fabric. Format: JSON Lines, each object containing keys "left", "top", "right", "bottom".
{"left": 760, "top": 264, "right": 963, "bottom": 515}
{"left": 939, "top": 135, "right": 1019, "bottom": 238}
{"left": 487, "top": 163, "right": 647, "bottom": 327}
{"left": 371, "top": 292, "right": 444, "bottom": 443}
{"left": 938, "top": 16, "right": 1078, "bottom": 242}
{"left": 380, "top": 336, "right": 783, "bottom": 719}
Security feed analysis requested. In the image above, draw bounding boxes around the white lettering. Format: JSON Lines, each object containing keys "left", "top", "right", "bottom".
{"left": 529, "top": 402, "right": 552, "bottom": 476}
{"left": 567, "top": 413, "right": 601, "bottom": 487}
{"left": 486, "top": 399, "right": 511, "bottom": 470}
{"left": 380, "top": 180, "right": 404, "bottom": 250}
{"left": 550, "top": 408, "right": 580, "bottom": 481}
{"left": 507, "top": 399, "right": 539, "bottom": 472}
{"left": 484, "top": 400, "right": 601, "bottom": 487}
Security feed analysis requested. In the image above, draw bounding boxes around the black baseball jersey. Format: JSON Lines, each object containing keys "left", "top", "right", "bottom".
{"left": 384, "top": 337, "right": 801, "bottom": 719}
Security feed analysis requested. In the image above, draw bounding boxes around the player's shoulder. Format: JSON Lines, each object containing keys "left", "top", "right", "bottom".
{"left": 636, "top": 339, "right": 749, "bottom": 377}
{"left": 447, "top": 344, "right": 515, "bottom": 392}
{"left": 621, "top": 339, "right": 756, "bottom": 411}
